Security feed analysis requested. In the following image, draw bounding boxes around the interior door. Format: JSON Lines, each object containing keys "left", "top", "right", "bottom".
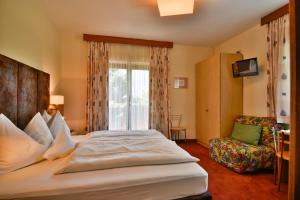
{"left": 204, "top": 55, "right": 220, "bottom": 145}
{"left": 196, "top": 55, "right": 220, "bottom": 146}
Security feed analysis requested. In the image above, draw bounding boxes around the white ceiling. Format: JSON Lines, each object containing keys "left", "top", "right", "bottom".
{"left": 43, "top": 0, "right": 288, "bottom": 46}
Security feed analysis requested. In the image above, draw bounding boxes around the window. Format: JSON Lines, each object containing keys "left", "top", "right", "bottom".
{"left": 109, "top": 67, "right": 149, "bottom": 130}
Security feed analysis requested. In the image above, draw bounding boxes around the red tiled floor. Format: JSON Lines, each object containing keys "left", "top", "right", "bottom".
{"left": 180, "top": 143, "right": 288, "bottom": 200}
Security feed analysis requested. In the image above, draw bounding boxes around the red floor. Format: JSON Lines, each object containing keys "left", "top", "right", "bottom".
{"left": 180, "top": 143, "right": 288, "bottom": 200}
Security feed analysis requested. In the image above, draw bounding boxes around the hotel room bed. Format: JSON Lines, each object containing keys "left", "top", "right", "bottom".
{"left": 0, "top": 135, "right": 208, "bottom": 200}
{"left": 0, "top": 54, "right": 211, "bottom": 200}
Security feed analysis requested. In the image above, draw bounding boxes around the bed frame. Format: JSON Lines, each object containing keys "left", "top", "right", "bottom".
{"left": 0, "top": 54, "right": 212, "bottom": 200}
{"left": 0, "top": 54, "right": 50, "bottom": 129}
{"left": 179, "top": 192, "right": 212, "bottom": 200}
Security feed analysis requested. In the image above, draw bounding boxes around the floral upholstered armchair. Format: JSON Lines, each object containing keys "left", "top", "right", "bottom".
{"left": 209, "top": 116, "right": 276, "bottom": 173}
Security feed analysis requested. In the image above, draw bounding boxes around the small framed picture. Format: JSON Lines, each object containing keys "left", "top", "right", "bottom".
{"left": 174, "top": 77, "right": 188, "bottom": 89}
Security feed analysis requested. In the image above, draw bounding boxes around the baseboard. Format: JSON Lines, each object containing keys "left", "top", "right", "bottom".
{"left": 196, "top": 141, "right": 209, "bottom": 148}
{"left": 173, "top": 139, "right": 210, "bottom": 148}
{"left": 175, "top": 139, "right": 197, "bottom": 143}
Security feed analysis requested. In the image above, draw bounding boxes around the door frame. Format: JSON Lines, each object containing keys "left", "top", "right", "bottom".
{"left": 289, "top": 1, "right": 300, "bottom": 200}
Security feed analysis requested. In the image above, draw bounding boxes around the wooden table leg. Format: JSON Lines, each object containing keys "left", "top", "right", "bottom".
{"left": 278, "top": 157, "right": 284, "bottom": 191}
{"left": 277, "top": 157, "right": 281, "bottom": 185}
{"left": 274, "top": 156, "right": 277, "bottom": 185}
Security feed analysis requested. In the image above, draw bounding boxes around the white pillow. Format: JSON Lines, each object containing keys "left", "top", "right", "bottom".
{"left": 47, "top": 111, "right": 67, "bottom": 138}
{"left": 44, "top": 112, "right": 75, "bottom": 160}
{"left": 0, "top": 114, "right": 47, "bottom": 174}
{"left": 24, "top": 113, "right": 53, "bottom": 146}
{"left": 42, "top": 110, "right": 52, "bottom": 123}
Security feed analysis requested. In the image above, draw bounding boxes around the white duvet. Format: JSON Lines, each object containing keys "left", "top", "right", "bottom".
{"left": 58, "top": 130, "right": 199, "bottom": 174}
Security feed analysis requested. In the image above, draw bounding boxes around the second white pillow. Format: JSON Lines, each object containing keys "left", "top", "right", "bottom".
{"left": 44, "top": 111, "right": 75, "bottom": 160}
{"left": 24, "top": 113, "right": 53, "bottom": 147}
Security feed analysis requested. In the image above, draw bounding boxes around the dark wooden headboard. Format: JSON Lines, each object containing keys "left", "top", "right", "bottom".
{"left": 0, "top": 54, "right": 50, "bottom": 129}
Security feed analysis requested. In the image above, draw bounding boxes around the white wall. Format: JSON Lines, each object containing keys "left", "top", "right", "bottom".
{"left": 214, "top": 24, "right": 268, "bottom": 117}
{"left": 0, "top": 0, "right": 61, "bottom": 93}
{"left": 60, "top": 32, "right": 87, "bottom": 131}
{"left": 169, "top": 44, "right": 213, "bottom": 138}
{"left": 60, "top": 32, "right": 213, "bottom": 138}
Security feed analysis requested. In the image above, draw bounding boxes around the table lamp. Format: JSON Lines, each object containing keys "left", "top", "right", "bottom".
{"left": 49, "top": 95, "right": 64, "bottom": 115}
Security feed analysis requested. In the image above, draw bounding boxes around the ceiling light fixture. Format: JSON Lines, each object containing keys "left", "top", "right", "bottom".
{"left": 157, "top": 0, "right": 194, "bottom": 17}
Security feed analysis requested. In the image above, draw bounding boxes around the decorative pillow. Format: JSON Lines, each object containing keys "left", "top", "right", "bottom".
{"left": 24, "top": 113, "right": 53, "bottom": 146}
{"left": 44, "top": 112, "right": 75, "bottom": 160}
{"left": 42, "top": 110, "right": 52, "bottom": 123}
{"left": 0, "top": 114, "right": 47, "bottom": 174}
{"left": 231, "top": 122, "right": 261, "bottom": 146}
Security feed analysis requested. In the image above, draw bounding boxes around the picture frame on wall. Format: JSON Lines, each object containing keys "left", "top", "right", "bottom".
{"left": 174, "top": 77, "right": 188, "bottom": 89}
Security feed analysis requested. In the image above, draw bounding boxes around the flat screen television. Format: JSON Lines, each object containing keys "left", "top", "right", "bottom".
{"left": 232, "top": 58, "right": 259, "bottom": 78}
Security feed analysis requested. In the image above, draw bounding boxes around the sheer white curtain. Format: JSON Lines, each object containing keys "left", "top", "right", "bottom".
{"left": 267, "top": 14, "right": 290, "bottom": 124}
{"left": 276, "top": 15, "right": 290, "bottom": 124}
{"left": 108, "top": 44, "right": 150, "bottom": 130}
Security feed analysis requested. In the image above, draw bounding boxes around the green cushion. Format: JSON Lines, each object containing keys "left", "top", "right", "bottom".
{"left": 231, "top": 123, "right": 261, "bottom": 146}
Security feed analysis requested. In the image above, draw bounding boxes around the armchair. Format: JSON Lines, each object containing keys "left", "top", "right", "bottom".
{"left": 209, "top": 116, "right": 276, "bottom": 173}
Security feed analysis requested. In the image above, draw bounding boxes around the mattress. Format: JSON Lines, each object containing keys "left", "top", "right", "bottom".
{"left": 0, "top": 135, "right": 208, "bottom": 200}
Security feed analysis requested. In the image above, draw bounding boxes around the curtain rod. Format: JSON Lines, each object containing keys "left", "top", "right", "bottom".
{"left": 83, "top": 34, "right": 173, "bottom": 48}
{"left": 261, "top": 4, "right": 289, "bottom": 26}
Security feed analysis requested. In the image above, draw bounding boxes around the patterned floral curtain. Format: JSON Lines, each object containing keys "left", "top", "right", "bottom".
{"left": 149, "top": 47, "right": 170, "bottom": 136}
{"left": 86, "top": 42, "right": 109, "bottom": 132}
{"left": 267, "top": 14, "right": 290, "bottom": 123}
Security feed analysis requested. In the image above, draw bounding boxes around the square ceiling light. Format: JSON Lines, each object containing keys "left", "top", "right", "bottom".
{"left": 157, "top": 0, "right": 194, "bottom": 17}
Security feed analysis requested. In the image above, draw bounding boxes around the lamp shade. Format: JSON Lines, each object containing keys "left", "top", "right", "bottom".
{"left": 50, "top": 95, "right": 64, "bottom": 105}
